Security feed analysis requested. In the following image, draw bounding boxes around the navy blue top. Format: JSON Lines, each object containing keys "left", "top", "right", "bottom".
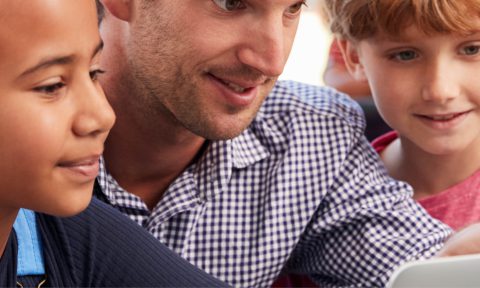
{"left": 0, "top": 198, "right": 228, "bottom": 287}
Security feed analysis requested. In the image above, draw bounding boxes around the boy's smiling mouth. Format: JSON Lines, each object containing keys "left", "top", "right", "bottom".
{"left": 419, "top": 111, "right": 470, "bottom": 121}
{"left": 414, "top": 110, "right": 473, "bottom": 130}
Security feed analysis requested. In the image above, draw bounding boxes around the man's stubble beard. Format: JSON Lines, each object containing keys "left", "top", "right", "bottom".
{"left": 129, "top": 60, "right": 266, "bottom": 141}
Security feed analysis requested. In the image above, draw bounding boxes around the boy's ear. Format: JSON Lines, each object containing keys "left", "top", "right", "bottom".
{"left": 101, "top": 0, "right": 133, "bottom": 22}
{"left": 337, "top": 39, "right": 368, "bottom": 82}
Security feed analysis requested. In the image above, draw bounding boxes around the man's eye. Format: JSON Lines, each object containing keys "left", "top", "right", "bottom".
{"left": 287, "top": 1, "right": 307, "bottom": 15}
{"left": 90, "top": 69, "right": 106, "bottom": 81}
{"left": 212, "top": 0, "right": 246, "bottom": 11}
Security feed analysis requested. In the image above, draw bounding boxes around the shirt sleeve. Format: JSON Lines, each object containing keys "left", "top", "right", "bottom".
{"left": 281, "top": 85, "right": 452, "bottom": 287}
{"left": 57, "top": 198, "right": 229, "bottom": 287}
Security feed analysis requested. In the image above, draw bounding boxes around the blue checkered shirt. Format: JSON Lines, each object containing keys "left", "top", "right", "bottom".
{"left": 97, "top": 80, "right": 452, "bottom": 287}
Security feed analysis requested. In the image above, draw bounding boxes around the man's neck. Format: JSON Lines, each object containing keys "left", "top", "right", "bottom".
{"left": 99, "top": 45, "right": 207, "bottom": 210}
{"left": 103, "top": 120, "right": 206, "bottom": 210}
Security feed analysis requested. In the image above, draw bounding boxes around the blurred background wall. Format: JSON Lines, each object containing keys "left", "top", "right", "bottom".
{"left": 279, "top": 0, "right": 331, "bottom": 86}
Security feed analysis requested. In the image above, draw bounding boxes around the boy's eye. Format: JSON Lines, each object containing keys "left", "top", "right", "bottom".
{"left": 33, "top": 82, "right": 66, "bottom": 95}
{"left": 390, "top": 50, "right": 418, "bottom": 61}
{"left": 212, "top": 0, "right": 246, "bottom": 11}
{"left": 461, "top": 45, "right": 480, "bottom": 56}
{"left": 90, "top": 69, "right": 106, "bottom": 81}
{"left": 287, "top": 1, "right": 307, "bottom": 15}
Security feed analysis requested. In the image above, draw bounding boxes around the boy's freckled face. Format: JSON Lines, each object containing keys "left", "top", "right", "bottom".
{"left": 0, "top": 0, "right": 115, "bottom": 216}
{"left": 354, "top": 24, "right": 480, "bottom": 156}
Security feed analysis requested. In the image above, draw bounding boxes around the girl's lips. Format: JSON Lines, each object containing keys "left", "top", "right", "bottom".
{"left": 58, "top": 156, "right": 100, "bottom": 181}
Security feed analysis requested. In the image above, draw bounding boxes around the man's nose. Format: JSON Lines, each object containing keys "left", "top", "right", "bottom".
{"left": 236, "top": 15, "right": 290, "bottom": 78}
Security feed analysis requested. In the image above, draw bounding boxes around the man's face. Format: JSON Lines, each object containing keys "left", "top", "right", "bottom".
{"left": 124, "top": 0, "right": 304, "bottom": 140}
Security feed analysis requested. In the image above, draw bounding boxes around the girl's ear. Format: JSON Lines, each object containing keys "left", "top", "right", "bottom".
{"left": 337, "top": 39, "right": 369, "bottom": 82}
{"left": 100, "top": 0, "right": 133, "bottom": 22}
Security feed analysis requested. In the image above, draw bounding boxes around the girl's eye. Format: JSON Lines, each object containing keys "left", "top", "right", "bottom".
{"left": 90, "top": 69, "right": 106, "bottom": 81}
{"left": 33, "top": 82, "right": 66, "bottom": 95}
{"left": 212, "top": 0, "right": 246, "bottom": 11}
{"left": 389, "top": 50, "right": 418, "bottom": 61}
{"left": 461, "top": 45, "right": 480, "bottom": 56}
{"left": 287, "top": 1, "right": 307, "bottom": 15}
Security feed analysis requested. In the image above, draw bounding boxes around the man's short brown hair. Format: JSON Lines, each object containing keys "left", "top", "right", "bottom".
{"left": 320, "top": 0, "right": 480, "bottom": 41}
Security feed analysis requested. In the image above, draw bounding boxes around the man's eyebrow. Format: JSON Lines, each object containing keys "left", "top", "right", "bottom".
{"left": 19, "top": 40, "right": 104, "bottom": 78}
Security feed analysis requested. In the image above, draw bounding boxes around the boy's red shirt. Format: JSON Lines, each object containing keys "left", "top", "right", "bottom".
{"left": 372, "top": 131, "right": 480, "bottom": 231}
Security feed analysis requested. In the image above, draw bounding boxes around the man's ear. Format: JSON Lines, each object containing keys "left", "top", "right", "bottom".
{"left": 337, "top": 39, "right": 368, "bottom": 82}
{"left": 101, "top": 0, "right": 133, "bottom": 22}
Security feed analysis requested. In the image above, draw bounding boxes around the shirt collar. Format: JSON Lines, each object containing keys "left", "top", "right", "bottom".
{"left": 194, "top": 127, "right": 270, "bottom": 200}
{"left": 97, "top": 157, "right": 148, "bottom": 210}
{"left": 231, "top": 126, "right": 270, "bottom": 169}
{"left": 97, "top": 126, "right": 269, "bottom": 202}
